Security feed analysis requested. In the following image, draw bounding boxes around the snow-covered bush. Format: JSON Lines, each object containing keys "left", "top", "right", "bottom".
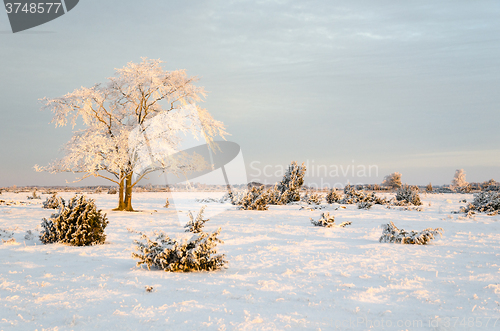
{"left": 382, "top": 172, "right": 402, "bottom": 189}
{"left": 460, "top": 191, "right": 500, "bottom": 215}
{"left": 481, "top": 179, "right": 499, "bottom": 191}
{"left": 395, "top": 184, "right": 422, "bottom": 206}
{"left": 238, "top": 186, "right": 269, "bottom": 210}
{"left": 325, "top": 189, "right": 342, "bottom": 204}
{"left": 379, "top": 221, "right": 443, "bottom": 245}
{"left": 340, "top": 185, "right": 387, "bottom": 205}
{"left": 40, "top": 195, "right": 108, "bottom": 246}
{"left": 310, "top": 212, "right": 351, "bottom": 228}
{"left": 340, "top": 185, "right": 365, "bottom": 204}
{"left": 426, "top": 183, "right": 433, "bottom": 193}
{"left": 268, "top": 161, "right": 306, "bottom": 205}
{"left": 185, "top": 206, "right": 209, "bottom": 233}
{"left": 42, "top": 193, "right": 65, "bottom": 209}
{"left": 27, "top": 190, "right": 41, "bottom": 200}
{"left": 132, "top": 228, "right": 227, "bottom": 272}
{"left": 107, "top": 187, "right": 117, "bottom": 194}
{"left": 301, "top": 192, "right": 323, "bottom": 205}
{"left": 24, "top": 230, "right": 36, "bottom": 241}
{"left": 357, "top": 201, "right": 373, "bottom": 210}
{"left": 197, "top": 194, "right": 232, "bottom": 204}
{"left": 0, "top": 228, "right": 14, "bottom": 239}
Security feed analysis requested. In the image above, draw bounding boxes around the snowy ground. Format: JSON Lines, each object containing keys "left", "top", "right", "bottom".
{"left": 1, "top": 191, "right": 500, "bottom": 330}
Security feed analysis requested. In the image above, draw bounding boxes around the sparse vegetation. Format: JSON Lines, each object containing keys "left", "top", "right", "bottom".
{"left": 357, "top": 201, "right": 373, "bottom": 210}
{"left": 185, "top": 206, "right": 209, "bottom": 233}
{"left": 379, "top": 221, "right": 443, "bottom": 245}
{"left": 27, "top": 189, "right": 41, "bottom": 200}
{"left": 301, "top": 192, "right": 323, "bottom": 205}
{"left": 310, "top": 212, "right": 351, "bottom": 228}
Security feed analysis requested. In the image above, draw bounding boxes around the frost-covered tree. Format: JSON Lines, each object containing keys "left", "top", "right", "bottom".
{"left": 451, "top": 169, "right": 468, "bottom": 189}
{"left": 379, "top": 221, "right": 443, "bottom": 245}
{"left": 382, "top": 172, "right": 402, "bottom": 189}
{"left": 35, "top": 58, "right": 227, "bottom": 211}
{"left": 426, "top": 183, "right": 433, "bottom": 193}
{"left": 40, "top": 195, "right": 108, "bottom": 246}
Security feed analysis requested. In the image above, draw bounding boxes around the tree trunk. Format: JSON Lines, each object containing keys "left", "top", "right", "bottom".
{"left": 114, "top": 176, "right": 126, "bottom": 211}
{"left": 124, "top": 173, "right": 134, "bottom": 211}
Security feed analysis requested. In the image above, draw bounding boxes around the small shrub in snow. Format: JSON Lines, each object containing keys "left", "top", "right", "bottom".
{"left": 268, "top": 161, "right": 306, "bottom": 205}
{"left": 340, "top": 185, "right": 387, "bottom": 205}
{"left": 42, "top": 193, "right": 65, "bottom": 209}
{"left": 325, "top": 189, "right": 342, "bottom": 204}
{"left": 357, "top": 201, "right": 373, "bottom": 210}
{"left": 27, "top": 190, "right": 41, "bottom": 200}
{"left": 379, "top": 221, "right": 443, "bottom": 245}
{"left": 164, "top": 198, "right": 170, "bottom": 208}
{"left": 40, "top": 195, "right": 108, "bottom": 246}
{"left": 426, "top": 183, "right": 433, "bottom": 193}
{"left": 238, "top": 186, "right": 269, "bottom": 210}
{"left": 107, "top": 187, "right": 117, "bottom": 194}
{"left": 197, "top": 195, "right": 230, "bottom": 204}
{"left": 310, "top": 212, "right": 351, "bottom": 228}
{"left": 0, "top": 228, "right": 14, "bottom": 239}
{"left": 132, "top": 228, "right": 227, "bottom": 272}
{"left": 340, "top": 185, "right": 365, "bottom": 204}
{"left": 301, "top": 192, "right": 323, "bottom": 205}
{"left": 24, "top": 230, "right": 36, "bottom": 241}
{"left": 395, "top": 184, "right": 422, "bottom": 206}
{"left": 185, "top": 206, "right": 209, "bottom": 233}
{"left": 300, "top": 205, "right": 326, "bottom": 211}
{"left": 460, "top": 191, "right": 500, "bottom": 215}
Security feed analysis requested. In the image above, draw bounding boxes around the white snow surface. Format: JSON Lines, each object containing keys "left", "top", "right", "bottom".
{"left": 1, "top": 192, "right": 500, "bottom": 330}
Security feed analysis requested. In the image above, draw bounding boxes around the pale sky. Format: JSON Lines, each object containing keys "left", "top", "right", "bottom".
{"left": 1, "top": 0, "right": 499, "bottom": 187}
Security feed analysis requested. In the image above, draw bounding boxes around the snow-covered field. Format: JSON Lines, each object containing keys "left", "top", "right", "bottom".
{"left": 1, "top": 192, "right": 500, "bottom": 330}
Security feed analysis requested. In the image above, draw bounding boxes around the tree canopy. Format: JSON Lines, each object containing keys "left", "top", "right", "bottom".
{"left": 36, "top": 58, "right": 227, "bottom": 211}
